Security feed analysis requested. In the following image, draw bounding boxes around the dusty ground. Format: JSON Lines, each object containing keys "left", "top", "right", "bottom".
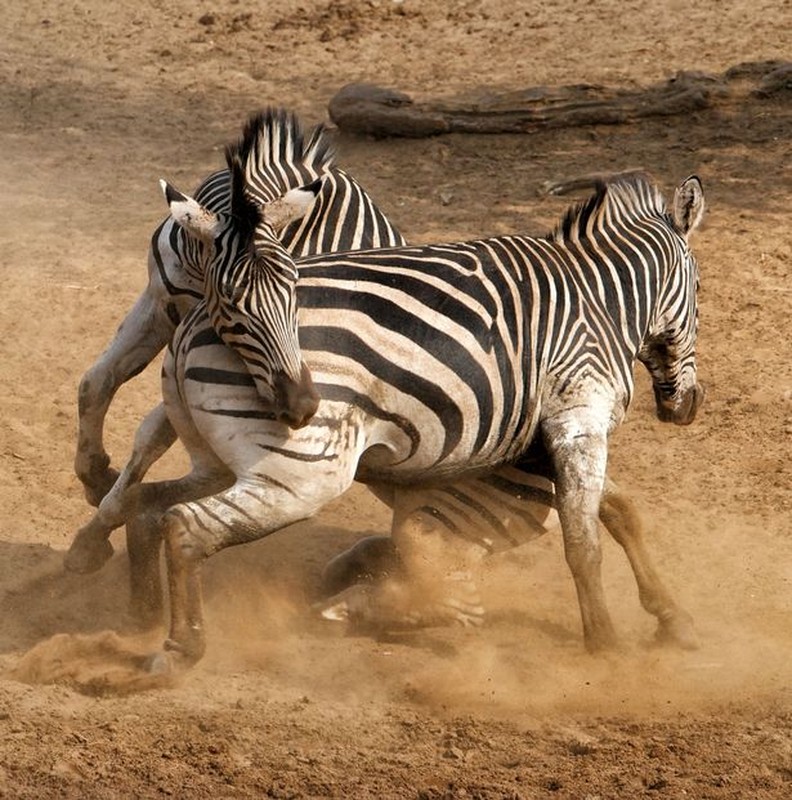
{"left": 1, "top": 0, "right": 791, "bottom": 797}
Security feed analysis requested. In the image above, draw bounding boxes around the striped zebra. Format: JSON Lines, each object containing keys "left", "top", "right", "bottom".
{"left": 66, "top": 109, "right": 689, "bottom": 648}
{"left": 73, "top": 108, "right": 402, "bottom": 508}
{"left": 67, "top": 107, "right": 405, "bottom": 573}
{"left": 69, "top": 111, "right": 705, "bottom": 670}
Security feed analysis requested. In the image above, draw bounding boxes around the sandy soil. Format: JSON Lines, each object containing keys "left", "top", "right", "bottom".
{"left": 1, "top": 1, "right": 791, "bottom": 797}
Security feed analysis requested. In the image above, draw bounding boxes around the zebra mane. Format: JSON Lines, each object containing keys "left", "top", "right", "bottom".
{"left": 226, "top": 107, "right": 335, "bottom": 207}
{"left": 223, "top": 146, "right": 261, "bottom": 248}
{"left": 549, "top": 171, "right": 666, "bottom": 243}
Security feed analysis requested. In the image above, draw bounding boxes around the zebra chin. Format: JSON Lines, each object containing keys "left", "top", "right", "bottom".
{"left": 272, "top": 362, "right": 320, "bottom": 429}
{"left": 653, "top": 382, "right": 705, "bottom": 426}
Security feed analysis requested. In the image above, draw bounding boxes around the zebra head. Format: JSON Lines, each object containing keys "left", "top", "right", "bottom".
{"left": 159, "top": 126, "right": 330, "bottom": 428}
{"left": 157, "top": 108, "right": 336, "bottom": 429}
{"left": 638, "top": 175, "right": 706, "bottom": 426}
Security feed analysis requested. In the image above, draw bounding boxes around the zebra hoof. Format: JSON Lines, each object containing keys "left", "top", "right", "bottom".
{"left": 313, "top": 585, "right": 367, "bottom": 623}
{"left": 63, "top": 536, "right": 114, "bottom": 574}
{"left": 144, "top": 650, "right": 175, "bottom": 675}
{"left": 655, "top": 612, "right": 699, "bottom": 651}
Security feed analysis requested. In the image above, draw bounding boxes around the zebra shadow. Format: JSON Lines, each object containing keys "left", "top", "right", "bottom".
{"left": 0, "top": 539, "right": 133, "bottom": 655}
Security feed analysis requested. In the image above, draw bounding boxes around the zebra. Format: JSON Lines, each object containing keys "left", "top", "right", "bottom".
{"left": 314, "top": 465, "right": 688, "bottom": 641}
{"left": 66, "top": 107, "right": 405, "bottom": 573}
{"left": 70, "top": 109, "right": 706, "bottom": 670}
{"left": 65, "top": 109, "right": 692, "bottom": 647}
{"left": 73, "top": 108, "right": 402, "bottom": 509}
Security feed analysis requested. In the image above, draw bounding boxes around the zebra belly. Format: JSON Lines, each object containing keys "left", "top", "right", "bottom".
{"left": 385, "top": 467, "right": 560, "bottom": 555}
{"left": 168, "top": 342, "right": 540, "bottom": 496}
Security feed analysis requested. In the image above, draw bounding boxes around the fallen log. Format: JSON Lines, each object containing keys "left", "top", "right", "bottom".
{"left": 328, "top": 60, "right": 791, "bottom": 138}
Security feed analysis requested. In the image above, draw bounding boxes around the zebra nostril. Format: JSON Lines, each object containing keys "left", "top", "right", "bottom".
{"left": 271, "top": 363, "right": 319, "bottom": 429}
{"left": 279, "top": 405, "right": 314, "bottom": 429}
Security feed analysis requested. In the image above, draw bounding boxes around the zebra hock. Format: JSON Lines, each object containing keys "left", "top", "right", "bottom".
{"left": 64, "top": 109, "right": 682, "bottom": 647}
{"left": 80, "top": 149, "right": 705, "bottom": 669}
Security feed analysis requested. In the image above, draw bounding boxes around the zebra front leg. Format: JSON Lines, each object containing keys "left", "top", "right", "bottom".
{"left": 75, "top": 288, "right": 174, "bottom": 506}
{"left": 125, "top": 467, "right": 235, "bottom": 630}
{"left": 149, "top": 473, "right": 348, "bottom": 671}
{"left": 546, "top": 420, "right": 618, "bottom": 652}
{"left": 126, "top": 510, "right": 166, "bottom": 631}
{"left": 160, "top": 509, "right": 207, "bottom": 667}
{"left": 600, "top": 483, "right": 698, "bottom": 649}
{"left": 66, "top": 403, "right": 178, "bottom": 574}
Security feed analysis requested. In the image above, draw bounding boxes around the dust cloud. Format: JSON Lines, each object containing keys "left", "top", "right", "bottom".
{"left": 9, "top": 507, "right": 789, "bottom": 721}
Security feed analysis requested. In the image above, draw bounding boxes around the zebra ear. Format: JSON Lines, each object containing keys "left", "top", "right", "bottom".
{"left": 672, "top": 176, "right": 705, "bottom": 239}
{"left": 262, "top": 179, "right": 323, "bottom": 234}
{"left": 160, "top": 179, "right": 222, "bottom": 241}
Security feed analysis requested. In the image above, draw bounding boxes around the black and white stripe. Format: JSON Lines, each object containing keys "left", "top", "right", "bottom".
{"left": 71, "top": 109, "right": 659, "bottom": 634}
{"left": 66, "top": 111, "right": 701, "bottom": 659}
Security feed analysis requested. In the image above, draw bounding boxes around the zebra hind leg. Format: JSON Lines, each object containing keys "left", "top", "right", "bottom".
{"left": 318, "top": 506, "right": 487, "bottom": 632}
{"left": 600, "top": 484, "right": 698, "bottom": 650}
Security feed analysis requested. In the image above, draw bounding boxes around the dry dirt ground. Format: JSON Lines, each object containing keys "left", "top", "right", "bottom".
{"left": 1, "top": 1, "right": 791, "bottom": 797}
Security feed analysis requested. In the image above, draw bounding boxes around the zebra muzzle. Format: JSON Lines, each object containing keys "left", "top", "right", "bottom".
{"left": 274, "top": 362, "right": 320, "bottom": 429}
{"left": 654, "top": 382, "right": 705, "bottom": 426}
